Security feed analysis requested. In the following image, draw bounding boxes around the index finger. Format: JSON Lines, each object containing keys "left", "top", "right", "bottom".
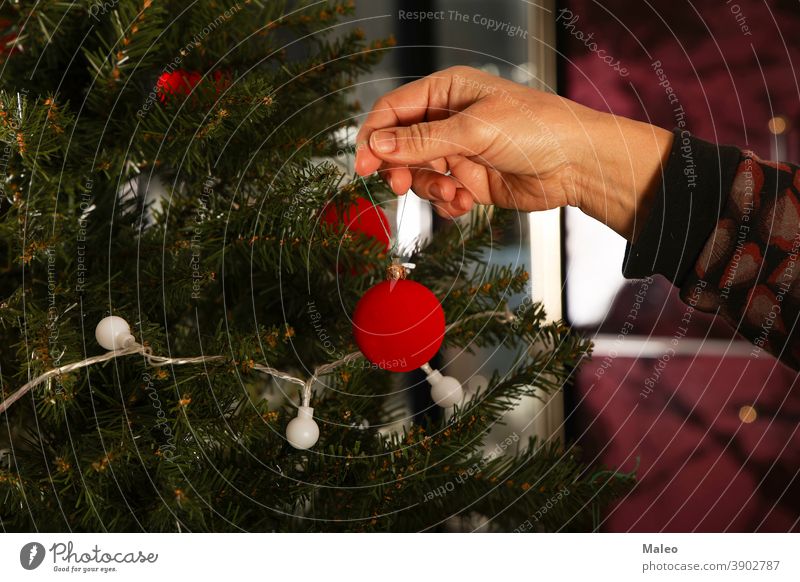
{"left": 354, "top": 68, "right": 485, "bottom": 176}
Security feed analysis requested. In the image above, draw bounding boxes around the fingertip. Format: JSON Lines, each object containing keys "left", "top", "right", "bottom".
{"left": 432, "top": 201, "right": 468, "bottom": 220}
{"left": 379, "top": 167, "right": 411, "bottom": 196}
{"left": 453, "top": 189, "right": 474, "bottom": 212}
{"left": 390, "top": 167, "right": 412, "bottom": 194}
{"left": 430, "top": 185, "right": 453, "bottom": 203}
{"left": 437, "top": 177, "right": 458, "bottom": 202}
{"left": 355, "top": 150, "right": 380, "bottom": 176}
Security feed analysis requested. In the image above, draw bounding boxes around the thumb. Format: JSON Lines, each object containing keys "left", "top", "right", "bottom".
{"left": 368, "top": 117, "right": 483, "bottom": 165}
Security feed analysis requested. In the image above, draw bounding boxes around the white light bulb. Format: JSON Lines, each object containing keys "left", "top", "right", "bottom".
{"left": 422, "top": 364, "right": 464, "bottom": 408}
{"left": 95, "top": 316, "right": 136, "bottom": 351}
{"left": 286, "top": 406, "right": 319, "bottom": 450}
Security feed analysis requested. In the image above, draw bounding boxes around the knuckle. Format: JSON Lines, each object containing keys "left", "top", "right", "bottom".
{"left": 373, "top": 96, "right": 392, "bottom": 114}
{"left": 447, "top": 114, "right": 465, "bottom": 135}
{"left": 407, "top": 123, "right": 428, "bottom": 152}
{"left": 447, "top": 65, "right": 478, "bottom": 78}
{"left": 409, "top": 169, "right": 427, "bottom": 185}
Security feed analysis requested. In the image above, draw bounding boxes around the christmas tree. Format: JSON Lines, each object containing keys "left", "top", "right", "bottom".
{"left": 0, "top": 0, "right": 631, "bottom": 532}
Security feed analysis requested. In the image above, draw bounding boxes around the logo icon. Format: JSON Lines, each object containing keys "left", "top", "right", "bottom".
{"left": 20, "top": 542, "right": 46, "bottom": 570}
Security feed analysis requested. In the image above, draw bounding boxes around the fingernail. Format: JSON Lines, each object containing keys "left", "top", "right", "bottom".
{"left": 430, "top": 184, "right": 442, "bottom": 198}
{"left": 370, "top": 130, "right": 396, "bottom": 154}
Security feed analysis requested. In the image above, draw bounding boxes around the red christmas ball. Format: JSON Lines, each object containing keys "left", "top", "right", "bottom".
{"left": 322, "top": 197, "right": 390, "bottom": 252}
{"left": 157, "top": 69, "right": 202, "bottom": 102}
{"left": 352, "top": 280, "right": 445, "bottom": 372}
{"left": 157, "top": 69, "right": 231, "bottom": 103}
{"left": 0, "top": 19, "right": 19, "bottom": 58}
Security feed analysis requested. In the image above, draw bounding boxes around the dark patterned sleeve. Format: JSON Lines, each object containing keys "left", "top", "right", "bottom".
{"left": 622, "top": 129, "right": 800, "bottom": 370}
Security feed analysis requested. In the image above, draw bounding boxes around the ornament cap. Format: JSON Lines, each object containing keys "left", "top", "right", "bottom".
{"left": 386, "top": 262, "right": 408, "bottom": 281}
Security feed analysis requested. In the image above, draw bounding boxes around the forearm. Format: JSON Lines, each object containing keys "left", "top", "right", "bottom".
{"left": 573, "top": 112, "right": 674, "bottom": 242}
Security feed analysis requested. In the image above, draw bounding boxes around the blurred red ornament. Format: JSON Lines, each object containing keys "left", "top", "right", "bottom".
{"left": 0, "top": 18, "right": 19, "bottom": 57}
{"left": 322, "top": 197, "right": 390, "bottom": 251}
{"left": 352, "top": 279, "right": 445, "bottom": 372}
{"left": 157, "top": 70, "right": 202, "bottom": 102}
{"left": 156, "top": 69, "right": 231, "bottom": 103}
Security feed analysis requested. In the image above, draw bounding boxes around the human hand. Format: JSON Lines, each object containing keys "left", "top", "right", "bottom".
{"left": 354, "top": 66, "right": 673, "bottom": 241}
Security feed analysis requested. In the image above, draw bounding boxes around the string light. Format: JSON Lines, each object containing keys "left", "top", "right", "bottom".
{"left": 0, "top": 309, "right": 519, "bottom": 449}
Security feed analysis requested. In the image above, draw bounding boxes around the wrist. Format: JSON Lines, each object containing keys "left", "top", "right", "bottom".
{"left": 574, "top": 113, "right": 674, "bottom": 241}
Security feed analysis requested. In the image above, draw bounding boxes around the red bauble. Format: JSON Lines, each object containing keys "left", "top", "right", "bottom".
{"left": 0, "top": 19, "right": 19, "bottom": 58}
{"left": 322, "top": 197, "right": 390, "bottom": 252}
{"left": 352, "top": 280, "right": 445, "bottom": 372}
{"left": 157, "top": 69, "right": 231, "bottom": 103}
{"left": 157, "top": 70, "right": 202, "bottom": 102}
